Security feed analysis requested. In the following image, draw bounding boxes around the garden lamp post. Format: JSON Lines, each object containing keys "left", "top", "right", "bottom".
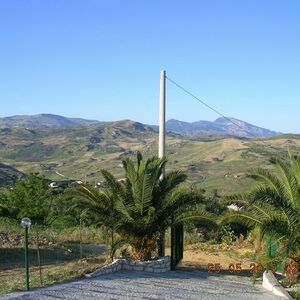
{"left": 21, "top": 217, "right": 31, "bottom": 291}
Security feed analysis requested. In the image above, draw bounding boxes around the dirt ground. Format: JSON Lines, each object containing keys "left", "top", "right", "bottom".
{"left": 167, "top": 242, "right": 261, "bottom": 275}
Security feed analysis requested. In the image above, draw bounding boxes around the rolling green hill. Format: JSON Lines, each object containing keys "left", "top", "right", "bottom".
{"left": 0, "top": 121, "right": 299, "bottom": 195}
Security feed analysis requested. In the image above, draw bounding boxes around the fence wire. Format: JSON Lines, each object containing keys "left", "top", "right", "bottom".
{"left": 0, "top": 220, "right": 108, "bottom": 293}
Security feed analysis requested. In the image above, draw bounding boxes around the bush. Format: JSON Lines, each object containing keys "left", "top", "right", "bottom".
{"left": 221, "top": 225, "right": 236, "bottom": 245}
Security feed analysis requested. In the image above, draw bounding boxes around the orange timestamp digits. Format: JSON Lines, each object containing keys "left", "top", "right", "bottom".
{"left": 207, "top": 263, "right": 221, "bottom": 273}
{"left": 207, "top": 263, "right": 242, "bottom": 273}
{"left": 206, "top": 262, "right": 297, "bottom": 274}
{"left": 249, "top": 262, "right": 277, "bottom": 273}
{"left": 228, "top": 263, "right": 242, "bottom": 273}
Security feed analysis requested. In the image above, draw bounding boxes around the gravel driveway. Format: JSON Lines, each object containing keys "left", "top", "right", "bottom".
{"left": 0, "top": 269, "right": 284, "bottom": 299}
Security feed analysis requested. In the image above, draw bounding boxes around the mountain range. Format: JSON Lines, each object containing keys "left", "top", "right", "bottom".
{"left": 162, "top": 117, "right": 280, "bottom": 138}
{"left": 0, "top": 114, "right": 100, "bottom": 129}
{"left": 0, "top": 114, "right": 281, "bottom": 138}
{"left": 0, "top": 115, "right": 298, "bottom": 194}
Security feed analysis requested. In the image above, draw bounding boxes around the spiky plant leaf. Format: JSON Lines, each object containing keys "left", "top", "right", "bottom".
{"left": 75, "top": 152, "right": 217, "bottom": 260}
{"left": 227, "top": 151, "right": 300, "bottom": 261}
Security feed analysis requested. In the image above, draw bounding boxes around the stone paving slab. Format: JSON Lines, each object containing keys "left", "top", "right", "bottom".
{"left": 0, "top": 269, "right": 285, "bottom": 299}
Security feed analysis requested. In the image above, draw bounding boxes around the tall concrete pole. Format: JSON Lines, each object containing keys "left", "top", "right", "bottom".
{"left": 159, "top": 70, "right": 166, "bottom": 160}
{"left": 158, "top": 70, "right": 166, "bottom": 257}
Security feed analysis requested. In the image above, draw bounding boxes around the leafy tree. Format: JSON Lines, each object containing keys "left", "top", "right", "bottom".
{"left": 0, "top": 173, "right": 58, "bottom": 225}
{"left": 76, "top": 152, "right": 213, "bottom": 260}
{"left": 224, "top": 151, "right": 300, "bottom": 264}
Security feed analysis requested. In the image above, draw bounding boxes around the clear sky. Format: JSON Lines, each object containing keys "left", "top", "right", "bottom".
{"left": 0, "top": 0, "right": 299, "bottom": 133}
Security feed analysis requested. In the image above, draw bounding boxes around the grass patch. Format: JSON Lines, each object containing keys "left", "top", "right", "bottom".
{"left": 290, "top": 289, "right": 300, "bottom": 300}
{"left": 0, "top": 221, "right": 109, "bottom": 294}
{"left": 0, "top": 256, "right": 106, "bottom": 294}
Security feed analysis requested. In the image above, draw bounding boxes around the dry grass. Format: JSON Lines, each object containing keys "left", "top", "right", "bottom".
{"left": 0, "top": 221, "right": 109, "bottom": 295}
{"left": 0, "top": 256, "right": 106, "bottom": 294}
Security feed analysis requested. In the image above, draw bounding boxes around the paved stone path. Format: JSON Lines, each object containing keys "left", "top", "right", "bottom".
{"left": 1, "top": 269, "right": 284, "bottom": 299}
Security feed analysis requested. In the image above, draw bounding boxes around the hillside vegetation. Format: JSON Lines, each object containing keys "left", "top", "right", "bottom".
{"left": 0, "top": 121, "right": 299, "bottom": 195}
{"left": 0, "top": 163, "right": 24, "bottom": 186}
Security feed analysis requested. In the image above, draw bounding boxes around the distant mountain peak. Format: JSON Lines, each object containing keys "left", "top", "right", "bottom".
{"left": 164, "top": 117, "right": 280, "bottom": 138}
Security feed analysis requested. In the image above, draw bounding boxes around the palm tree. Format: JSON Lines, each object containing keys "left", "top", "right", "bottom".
{"left": 76, "top": 152, "right": 212, "bottom": 261}
{"left": 224, "top": 151, "right": 300, "bottom": 266}
{"left": 76, "top": 180, "right": 120, "bottom": 252}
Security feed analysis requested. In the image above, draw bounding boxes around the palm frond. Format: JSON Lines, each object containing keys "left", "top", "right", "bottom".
{"left": 248, "top": 185, "right": 288, "bottom": 208}
{"left": 272, "top": 156, "right": 298, "bottom": 207}
{"left": 175, "top": 209, "right": 217, "bottom": 228}
{"left": 229, "top": 152, "right": 300, "bottom": 260}
{"left": 158, "top": 171, "right": 187, "bottom": 196}
{"left": 225, "top": 193, "right": 250, "bottom": 207}
{"left": 249, "top": 168, "right": 282, "bottom": 196}
{"left": 101, "top": 169, "right": 125, "bottom": 198}
{"left": 221, "top": 210, "right": 262, "bottom": 228}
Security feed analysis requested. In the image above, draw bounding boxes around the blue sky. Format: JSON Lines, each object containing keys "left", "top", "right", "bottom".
{"left": 0, "top": 0, "right": 299, "bottom": 133}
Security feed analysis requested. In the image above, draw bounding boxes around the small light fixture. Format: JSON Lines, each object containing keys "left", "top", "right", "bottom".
{"left": 21, "top": 217, "right": 32, "bottom": 228}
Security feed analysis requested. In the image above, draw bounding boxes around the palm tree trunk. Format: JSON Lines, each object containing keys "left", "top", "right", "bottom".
{"left": 158, "top": 231, "right": 165, "bottom": 257}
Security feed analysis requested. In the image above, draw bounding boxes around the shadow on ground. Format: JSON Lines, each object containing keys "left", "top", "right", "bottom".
{"left": 0, "top": 244, "right": 106, "bottom": 270}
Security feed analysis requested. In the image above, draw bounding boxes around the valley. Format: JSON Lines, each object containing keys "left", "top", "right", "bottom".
{"left": 0, "top": 118, "right": 299, "bottom": 195}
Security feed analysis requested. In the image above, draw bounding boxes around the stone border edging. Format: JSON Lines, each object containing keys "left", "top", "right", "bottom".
{"left": 262, "top": 271, "right": 292, "bottom": 299}
{"left": 85, "top": 256, "right": 171, "bottom": 278}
